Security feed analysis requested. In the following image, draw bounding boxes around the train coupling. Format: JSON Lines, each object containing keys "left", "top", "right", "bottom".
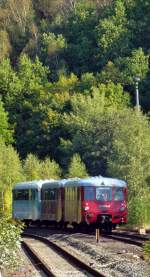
{"left": 97, "top": 214, "right": 112, "bottom": 223}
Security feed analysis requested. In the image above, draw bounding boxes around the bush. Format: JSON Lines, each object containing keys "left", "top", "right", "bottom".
{"left": 143, "top": 242, "right": 150, "bottom": 262}
{"left": 0, "top": 217, "right": 23, "bottom": 270}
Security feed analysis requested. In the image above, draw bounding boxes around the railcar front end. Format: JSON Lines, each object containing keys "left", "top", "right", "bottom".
{"left": 81, "top": 177, "right": 127, "bottom": 233}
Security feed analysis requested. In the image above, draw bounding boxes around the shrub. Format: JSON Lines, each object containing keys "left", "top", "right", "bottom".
{"left": 0, "top": 217, "right": 23, "bottom": 270}
{"left": 143, "top": 241, "right": 150, "bottom": 262}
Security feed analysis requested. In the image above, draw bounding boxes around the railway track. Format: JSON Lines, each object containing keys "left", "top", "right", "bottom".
{"left": 22, "top": 233, "right": 106, "bottom": 277}
{"left": 103, "top": 231, "right": 149, "bottom": 247}
{"left": 25, "top": 226, "right": 150, "bottom": 248}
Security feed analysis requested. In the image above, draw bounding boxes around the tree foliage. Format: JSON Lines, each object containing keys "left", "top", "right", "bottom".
{"left": 0, "top": 142, "right": 23, "bottom": 216}
{"left": 0, "top": 100, "right": 13, "bottom": 144}
{"left": 1, "top": 0, "right": 150, "bottom": 228}
{"left": 0, "top": 217, "right": 23, "bottom": 270}
{"left": 23, "top": 154, "right": 61, "bottom": 180}
{"left": 67, "top": 153, "right": 88, "bottom": 178}
{"left": 108, "top": 109, "right": 150, "bottom": 226}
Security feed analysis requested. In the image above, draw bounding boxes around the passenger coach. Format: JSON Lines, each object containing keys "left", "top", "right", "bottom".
{"left": 12, "top": 180, "right": 54, "bottom": 225}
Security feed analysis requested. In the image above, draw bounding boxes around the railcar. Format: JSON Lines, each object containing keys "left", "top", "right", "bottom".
{"left": 62, "top": 176, "right": 127, "bottom": 233}
{"left": 12, "top": 180, "right": 53, "bottom": 225}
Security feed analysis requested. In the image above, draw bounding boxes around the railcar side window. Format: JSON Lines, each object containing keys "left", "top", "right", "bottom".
{"left": 84, "top": 187, "right": 95, "bottom": 200}
{"left": 114, "top": 188, "right": 124, "bottom": 201}
{"left": 49, "top": 189, "right": 57, "bottom": 200}
{"left": 96, "top": 187, "right": 112, "bottom": 201}
{"left": 42, "top": 189, "right": 58, "bottom": 200}
{"left": 13, "top": 189, "right": 36, "bottom": 200}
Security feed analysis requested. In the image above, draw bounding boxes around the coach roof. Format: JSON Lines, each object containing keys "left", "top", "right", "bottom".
{"left": 13, "top": 180, "right": 54, "bottom": 190}
{"left": 64, "top": 176, "right": 127, "bottom": 188}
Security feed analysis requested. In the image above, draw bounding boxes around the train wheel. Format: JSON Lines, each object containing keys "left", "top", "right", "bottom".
{"left": 72, "top": 223, "right": 78, "bottom": 232}
{"left": 37, "top": 220, "right": 42, "bottom": 227}
{"left": 80, "top": 222, "right": 89, "bottom": 233}
{"left": 88, "top": 224, "right": 95, "bottom": 233}
{"left": 24, "top": 220, "right": 31, "bottom": 227}
{"left": 63, "top": 222, "right": 68, "bottom": 230}
{"left": 112, "top": 224, "right": 117, "bottom": 230}
{"left": 105, "top": 224, "right": 112, "bottom": 235}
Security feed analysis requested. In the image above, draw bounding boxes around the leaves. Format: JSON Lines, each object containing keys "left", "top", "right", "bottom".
{"left": 0, "top": 217, "right": 23, "bottom": 270}
{"left": 67, "top": 153, "right": 88, "bottom": 178}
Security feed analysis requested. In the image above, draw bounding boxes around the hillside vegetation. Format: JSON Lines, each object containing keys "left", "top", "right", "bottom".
{"left": 0, "top": 0, "right": 150, "bottom": 227}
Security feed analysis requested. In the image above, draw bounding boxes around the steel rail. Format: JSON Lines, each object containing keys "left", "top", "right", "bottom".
{"left": 22, "top": 233, "right": 106, "bottom": 277}
{"left": 103, "top": 233, "right": 149, "bottom": 247}
{"left": 22, "top": 241, "right": 55, "bottom": 276}
{"left": 112, "top": 231, "right": 150, "bottom": 241}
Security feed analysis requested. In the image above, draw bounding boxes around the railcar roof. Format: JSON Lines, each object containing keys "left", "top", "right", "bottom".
{"left": 64, "top": 176, "right": 127, "bottom": 188}
{"left": 42, "top": 180, "right": 60, "bottom": 189}
{"left": 42, "top": 178, "right": 80, "bottom": 189}
{"left": 13, "top": 180, "right": 54, "bottom": 190}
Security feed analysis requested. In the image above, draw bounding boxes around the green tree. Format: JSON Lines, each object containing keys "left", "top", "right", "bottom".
{"left": 23, "top": 153, "right": 42, "bottom": 181}
{"left": 67, "top": 153, "right": 88, "bottom": 178}
{"left": 0, "top": 30, "right": 11, "bottom": 61}
{"left": 125, "top": 0, "right": 150, "bottom": 51}
{"left": 108, "top": 109, "right": 150, "bottom": 227}
{"left": 0, "top": 142, "right": 23, "bottom": 216}
{"left": 0, "top": 59, "right": 21, "bottom": 106}
{"left": 64, "top": 1, "right": 98, "bottom": 74}
{"left": 0, "top": 99, "right": 13, "bottom": 144}
{"left": 39, "top": 32, "right": 67, "bottom": 80}
{"left": 96, "top": 0, "right": 130, "bottom": 65}
{"left": 61, "top": 82, "right": 129, "bottom": 174}
{"left": 96, "top": 61, "right": 124, "bottom": 84}
{"left": 41, "top": 158, "right": 62, "bottom": 179}
{"left": 116, "top": 48, "right": 149, "bottom": 85}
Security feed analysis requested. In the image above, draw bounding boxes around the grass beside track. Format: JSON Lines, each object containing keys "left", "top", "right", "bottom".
{"left": 143, "top": 241, "right": 150, "bottom": 262}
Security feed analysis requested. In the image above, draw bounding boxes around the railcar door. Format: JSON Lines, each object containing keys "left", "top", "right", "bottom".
{"left": 41, "top": 188, "right": 62, "bottom": 221}
{"left": 64, "top": 186, "right": 81, "bottom": 224}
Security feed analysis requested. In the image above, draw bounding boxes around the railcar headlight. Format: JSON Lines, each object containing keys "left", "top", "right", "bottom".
{"left": 82, "top": 206, "right": 89, "bottom": 211}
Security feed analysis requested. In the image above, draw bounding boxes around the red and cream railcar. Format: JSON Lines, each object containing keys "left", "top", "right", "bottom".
{"left": 41, "top": 176, "right": 127, "bottom": 233}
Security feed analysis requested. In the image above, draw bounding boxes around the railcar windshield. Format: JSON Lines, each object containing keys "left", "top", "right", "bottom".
{"left": 96, "top": 187, "right": 112, "bottom": 201}
{"left": 13, "top": 189, "right": 37, "bottom": 200}
{"left": 114, "top": 187, "right": 124, "bottom": 201}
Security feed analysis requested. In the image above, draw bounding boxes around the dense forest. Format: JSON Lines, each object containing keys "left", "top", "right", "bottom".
{"left": 0, "top": 0, "right": 150, "bottom": 228}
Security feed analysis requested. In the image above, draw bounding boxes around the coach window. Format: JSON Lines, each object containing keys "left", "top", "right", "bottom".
{"left": 84, "top": 187, "right": 95, "bottom": 200}
{"left": 31, "top": 189, "right": 37, "bottom": 200}
{"left": 43, "top": 189, "right": 49, "bottom": 200}
{"left": 13, "top": 189, "right": 29, "bottom": 200}
{"left": 49, "top": 189, "right": 58, "bottom": 200}
{"left": 114, "top": 188, "right": 124, "bottom": 201}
